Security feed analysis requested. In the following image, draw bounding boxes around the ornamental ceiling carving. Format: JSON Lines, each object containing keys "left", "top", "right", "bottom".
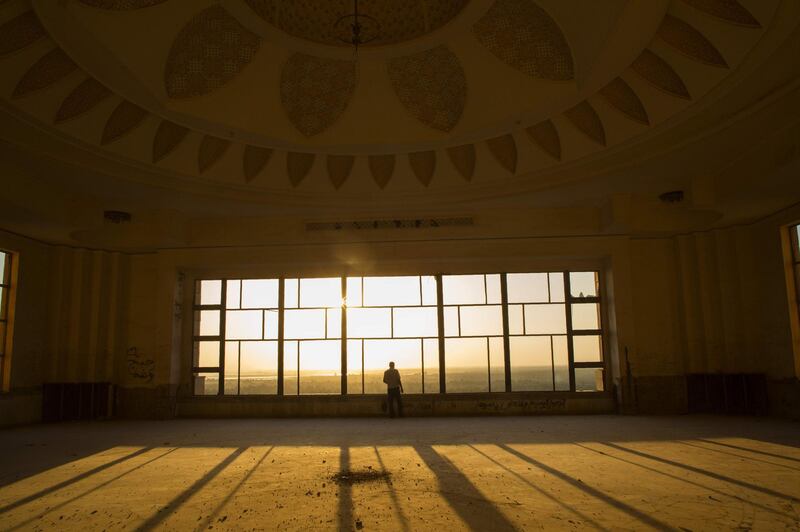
{"left": 0, "top": 0, "right": 784, "bottom": 197}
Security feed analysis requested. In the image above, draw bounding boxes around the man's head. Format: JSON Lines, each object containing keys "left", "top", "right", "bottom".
{"left": 389, "top": 361, "right": 395, "bottom": 369}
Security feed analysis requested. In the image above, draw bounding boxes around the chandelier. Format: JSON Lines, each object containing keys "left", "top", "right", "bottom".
{"left": 334, "top": 0, "right": 380, "bottom": 51}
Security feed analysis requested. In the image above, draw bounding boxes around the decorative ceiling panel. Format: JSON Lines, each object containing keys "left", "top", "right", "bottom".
{"left": 598, "top": 77, "right": 650, "bottom": 125}
{"left": 388, "top": 46, "right": 466, "bottom": 132}
{"left": 486, "top": 134, "right": 517, "bottom": 173}
{"left": 368, "top": 154, "right": 395, "bottom": 189}
{"left": 526, "top": 120, "right": 561, "bottom": 160}
{"left": 13, "top": 48, "right": 77, "bottom": 99}
{"left": 409, "top": 151, "right": 436, "bottom": 187}
{"left": 55, "top": 78, "right": 112, "bottom": 123}
{"left": 198, "top": 136, "right": 231, "bottom": 173}
{"left": 631, "top": 49, "right": 691, "bottom": 99}
{"left": 0, "top": 11, "right": 45, "bottom": 56}
{"left": 165, "top": 6, "right": 260, "bottom": 98}
{"left": 564, "top": 101, "right": 606, "bottom": 146}
{"left": 327, "top": 155, "right": 354, "bottom": 189}
{"left": 245, "top": 0, "right": 467, "bottom": 47}
{"left": 152, "top": 120, "right": 189, "bottom": 162}
{"left": 281, "top": 53, "right": 356, "bottom": 137}
{"left": 102, "top": 100, "right": 147, "bottom": 144}
{"left": 657, "top": 14, "right": 728, "bottom": 67}
{"left": 243, "top": 145, "right": 273, "bottom": 182}
{"left": 447, "top": 144, "right": 476, "bottom": 182}
{"left": 473, "top": 0, "right": 574, "bottom": 80}
{"left": 287, "top": 152, "right": 315, "bottom": 187}
{"left": 78, "top": 0, "right": 167, "bottom": 9}
{"left": 680, "top": 0, "right": 760, "bottom": 27}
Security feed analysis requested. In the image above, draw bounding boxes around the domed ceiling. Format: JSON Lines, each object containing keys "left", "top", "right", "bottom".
{"left": 0, "top": 0, "right": 792, "bottom": 199}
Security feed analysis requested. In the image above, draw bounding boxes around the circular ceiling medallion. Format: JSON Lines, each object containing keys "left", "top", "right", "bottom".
{"left": 244, "top": 0, "right": 469, "bottom": 47}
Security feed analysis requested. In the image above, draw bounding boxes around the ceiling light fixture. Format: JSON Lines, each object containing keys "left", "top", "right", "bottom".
{"left": 335, "top": 0, "right": 380, "bottom": 53}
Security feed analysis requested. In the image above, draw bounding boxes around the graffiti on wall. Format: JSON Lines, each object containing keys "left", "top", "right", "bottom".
{"left": 127, "top": 347, "right": 155, "bottom": 382}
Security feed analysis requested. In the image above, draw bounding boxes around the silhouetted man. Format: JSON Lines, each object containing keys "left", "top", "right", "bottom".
{"left": 383, "top": 361, "right": 403, "bottom": 418}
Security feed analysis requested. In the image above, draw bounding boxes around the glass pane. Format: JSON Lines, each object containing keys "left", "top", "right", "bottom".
{"left": 363, "top": 339, "right": 422, "bottom": 394}
{"left": 0, "top": 252, "right": 6, "bottom": 284}
{"left": 194, "top": 372, "right": 218, "bottom": 395}
{"left": 393, "top": 307, "right": 438, "bottom": 338}
{"left": 327, "top": 308, "right": 342, "bottom": 339}
{"left": 197, "top": 280, "right": 221, "bottom": 306}
{"left": 459, "top": 305, "right": 503, "bottom": 336}
{"left": 196, "top": 310, "right": 220, "bottom": 337}
{"left": 443, "top": 306, "right": 459, "bottom": 336}
{"left": 240, "top": 341, "right": 278, "bottom": 394}
{"left": 575, "top": 367, "right": 604, "bottom": 392}
{"left": 510, "top": 336, "right": 553, "bottom": 391}
{"left": 507, "top": 273, "right": 549, "bottom": 303}
{"left": 421, "top": 276, "right": 438, "bottom": 305}
{"left": 570, "top": 272, "right": 598, "bottom": 298}
{"left": 489, "top": 337, "right": 505, "bottom": 392}
{"left": 792, "top": 225, "right": 800, "bottom": 260}
{"left": 0, "top": 287, "right": 7, "bottom": 320}
{"left": 284, "top": 341, "right": 298, "bottom": 395}
{"left": 573, "top": 335, "right": 602, "bottom": 363}
{"left": 285, "top": 279, "right": 299, "bottom": 308}
{"left": 553, "top": 336, "right": 569, "bottom": 390}
{"left": 224, "top": 342, "right": 239, "bottom": 395}
{"left": 548, "top": 273, "right": 565, "bottom": 302}
{"left": 524, "top": 304, "right": 566, "bottom": 334}
{"left": 347, "top": 307, "right": 391, "bottom": 338}
{"left": 263, "top": 310, "right": 279, "bottom": 339}
{"left": 347, "top": 339, "right": 363, "bottom": 394}
{"left": 445, "top": 337, "right": 488, "bottom": 393}
{"left": 285, "top": 309, "right": 326, "bottom": 339}
{"left": 299, "top": 340, "right": 340, "bottom": 394}
{"left": 242, "top": 279, "right": 279, "bottom": 308}
{"left": 423, "top": 338, "right": 440, "bottom": 393}
{"left": 226, "top": 280, "right": 241, "bottom": 309}
{"left": 226, "top": 310, "right": 262, "bottom": 340}
{"left": 364, "top": 276, "right": 421, "bottom": 307}
{"left": 346, "top": 277, "right": 362, "bottom": 307}
{"left": 0, "top": 323, "right": 5, "bottom": 355}
{"left": 193, "top": 341, "right": 220, "bottom": 367}
{"left": 300, "top": 278, "right": 341, "bottom": 308}
{"left": 572, "top": 303, "right": 600, "bottom": 330}
{"left": 443, "top": 275, "right": 486, "bottom": 305}
{"left": 486, "top": 274, "right": 502, "bottom": 304}
{"left": 508, "top": 304, "right": 523, "bottom": 335}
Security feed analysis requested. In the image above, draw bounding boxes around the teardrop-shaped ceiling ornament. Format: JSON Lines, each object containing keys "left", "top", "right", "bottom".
{"left": 680, "top": 0, "right": 760, "bottom": 28}
{"left": 388, "top": 46, "right": 466, "bottom": 132}
{"left": 526, "top": 120, "right": 561, "bottom": 160}
{"left": 165, "top": 6, "right": 260, "bottom": 98}
{"left": 153, "top": 120, "right": 189, "bottom": 162}
{"left": 486, "top": 134, "right": 518, "bottom": 174}
{"left": 631, "top": 49, "right": 691, "bottom": 100}
{"left": 327, "top": 155, "right": 355, "bottom": 190}
{"left": 369, "top": 155, "right": 395, "bottom": 189}
{"left": 409, "top": 151, "right": 436, "bottom": 187}
{"left": 198, "top": 136, "right": 231, "bottom": 173}
{"left": 55, "top": 78, "right": 112, "bottom": 123}
{"left": 598, "top": 77, "right": 650, "bottom": 125}
{"left": 13, "top": 48, "right": 77, "bottom": 99}
{"left": 657, "top": 14, "right": 728, "bottom": 67}
{"left": 0, "top": 11, "right": 45, "bottom": 56}
{"left": 281, "top": 54, "right": 356, "bottom": 137}
{"left": 447, "top": 144, "right": 476, "bottom": 182}
{"left": 243, "top": 145, "right": 273, "bottom": 182}
{"left": 102, "top": 101, "right": 147, "bottom": 144}
{"left": 473, "top": 0, "right": 574, "bottom": 80}
{"left": 563, "top": 101, "right": 606, "bottom": 146}
{"left": 287, "top": 152, "right": 315, "bottom": 187}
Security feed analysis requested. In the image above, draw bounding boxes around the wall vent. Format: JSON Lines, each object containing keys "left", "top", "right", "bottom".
{"left": 306, "top": 217, "right": 474, "bottom": 231}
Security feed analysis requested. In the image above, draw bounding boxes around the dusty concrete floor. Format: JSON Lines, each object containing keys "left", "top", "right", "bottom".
{"left": 0, "top": 416, "right": 798, "bottom": 531}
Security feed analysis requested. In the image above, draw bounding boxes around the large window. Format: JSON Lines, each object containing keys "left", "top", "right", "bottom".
{"left": 191, "top": 271, "right": 605, "bottom": 396}
{"left": 0, "top": 251, "right": 13, "bottom": 392}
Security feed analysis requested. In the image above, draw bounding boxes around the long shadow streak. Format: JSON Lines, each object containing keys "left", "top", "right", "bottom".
{"left": 373, "top": 446, "right": 410, "bottom": 532}
{"left": 678, "top": 441, "right": 800, "bottom": 472}
{"left": 0, "top": 446, "right": 152, "bottom": 514}
{"left": 136, "top": 447, "right": 247, "bottom": 531}
{"left": 497, "top": 444, "right": 671, "bottom": 531}
{"left": 604, "top": 442, "right": 800, "bottom": 503}
{"left": 9, "top": 448, "right": 178, "bottom": 532}
{"left": 197, "top": 446, "right": 274, "bottom": 532}
{"left": 697, "top": 439, "right": 800, "bottom": 464}
{"left": 467, "top": 445, "right": 607, "bottom": 531}
{"left": 338, "top": 446, "right": 353, "bottom": 532}
{"left": 574, "top": 443, "right": 793, "bottom": 519}
{"left": 414, "top": 445, "right": 517, "bottom": 532}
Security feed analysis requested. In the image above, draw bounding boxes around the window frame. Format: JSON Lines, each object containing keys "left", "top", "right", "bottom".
{"left": 0, "top": 250, "right": 16, "bottom": 393}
